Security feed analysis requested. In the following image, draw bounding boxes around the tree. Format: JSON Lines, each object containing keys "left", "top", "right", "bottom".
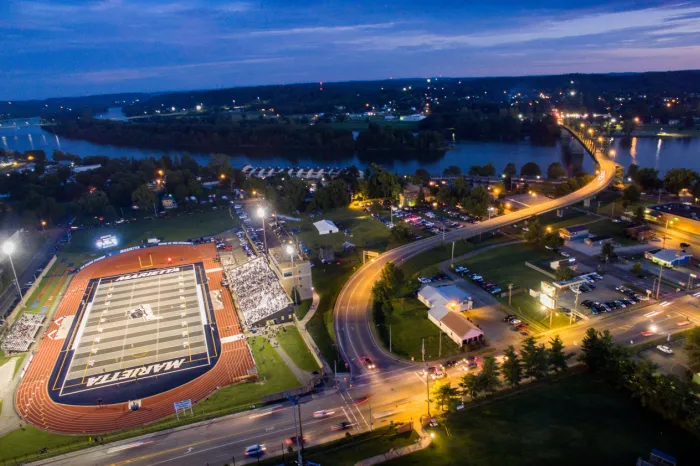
{"left": 578, "top": 328, "right": 618, "bottom": 373}
{"left": 555, "top": 264, "right": 573, "bottom": 281}
{"left": 524, "top": 218, "right": 545, "bottom": 245}
{"left": 635, "top": 168, "right": 662, "bottom": 192}
{"left": 432, "top": 381, "right": 457, "bottom": 411}
{"left": 479, "top": 162, "right": 496, "bottom": 177}
{"left": 478, "top": 356, "right": 501, "bottom": 393}
{"left": 520, "top": 336, "right": 549, "bottom": 380}
{"left": 463, "top": 185, "right": 489, "bottom": 217}
{"left": 663, "top": 168, "right": 697, "bottom": 196}
{"left": 634, "top": 205, "right": 645, "bottom": 225}
{"left": 415, "top": 168, "right": 430, "bottom": 183}
{"left": 622, "top": 184, "right": 641, "bottom": 205}
{"left": 547, "top": 162, "right": 567, "bottom": 180}
{"left": 632, "top": 261, "right": 644, "bottom": 277}
{"left": 601, "top": 242, "right": 615, "bottom": 261}
{"left": 459, "top": 373, "right": 479, "bottom": 401}
{"left": 502, "top": 345, "right": 523, "bottom": 388}
{"left": 416, "top": 187, "right": 426, "bottom": 205}
{"left": 548, "top": 335, "right": 573, "bottom": 372}
{"left": 627, "top": 163, "right": 639, "bottom": 181}
{"left": 389, "top": 223, "right": 413, "bottom": 244}
{"left": 520, "top": 162, "right": 541, "bottom": 177}
{"left": 683, "top": 327, "right": 700, "bottom": 368}
{"left": 131, "top": 184, "right": 156, "bottom": 211}
{"left": 502, "top": 162, "right": 517, "bottom": 177}
{"left": 379, "top": 262, "right": 405, "bottom": 296}
{"left": 443, "top": 165, "right": 462, "bottom": 176}
{"left": 543, "top": 232, "right": 564, "bottom": 250}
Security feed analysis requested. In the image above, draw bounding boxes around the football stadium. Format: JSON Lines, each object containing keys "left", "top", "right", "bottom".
{"left": 15, "top": 243, "right": 256, "bottom": 433}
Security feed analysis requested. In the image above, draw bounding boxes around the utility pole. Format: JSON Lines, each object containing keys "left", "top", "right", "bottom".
{"left": 369, "top": 401, "right": 373, "bottom": 432}
{"left": 438, "top": 331, "right": 442, "bottom": 358}
{"left": 689, "top": 273, "right": 696, "bottom": 290}
{"left": 421, "top": 338, "right": 425, "bottom": 362}
{"left": 656, "top": 263, "right": 664, "bottom": 299}
{"left": 451, "top": 241, "right": 455, "bottom": 264}
{"left": 508, "top": 283, "right": 513, "bottom": 306}
{"left": 297, "top": 402, "right": 304, "bottom": 451}
{"left": 571, "top": 286, "right": 580, "bottom": 325}
{"left": 426, "top": 370, "right": 431, "bottom": 418}
{"left": 289, "top": 396, "right": 303, "bottom": 466}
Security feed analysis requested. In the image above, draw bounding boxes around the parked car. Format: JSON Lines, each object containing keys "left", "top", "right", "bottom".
{"left": 331, "top": 422, "right": 352, "bottom": 431}
{"left": 656, "top": 345, "right": 674, "bottom": 354}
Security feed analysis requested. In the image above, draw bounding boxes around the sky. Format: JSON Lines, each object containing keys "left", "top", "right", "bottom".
{"left": 2, "top": 0, "right": 700, "bottom": 100}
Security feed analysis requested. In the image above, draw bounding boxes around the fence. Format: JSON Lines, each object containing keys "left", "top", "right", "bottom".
{"left": 524, "top": 261, "right": 556, "bottom": 280}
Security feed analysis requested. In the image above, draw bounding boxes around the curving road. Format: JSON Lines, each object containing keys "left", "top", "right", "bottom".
{"left": 334, "top": 127, "right": 617, "bottom": 378}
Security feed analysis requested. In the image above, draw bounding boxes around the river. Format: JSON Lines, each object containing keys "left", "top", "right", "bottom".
{"left": 1, "top": 112, "right": 698, "bottom": 175}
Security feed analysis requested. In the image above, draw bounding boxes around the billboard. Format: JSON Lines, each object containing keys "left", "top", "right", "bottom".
{"left": 541, "top": 281, "right": 556, "bottom": 298}
{"left": 539, "top": 293, "right": 556, "bottom": 310}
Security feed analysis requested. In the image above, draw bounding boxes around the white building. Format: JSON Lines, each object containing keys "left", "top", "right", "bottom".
{"left": 418, "top": 285, "right": 472, "bottom": 312}
{"left": 427, "top": 307, "right": 484, "bottom": 348}
{"left": 72, "top": 164, "right": 102, "bottom": 173}
{"left": 399, "top": 114, "right": 426, "bottom": 122}
{"left": 313, "top": 219, "right": 339, "bottom": 235}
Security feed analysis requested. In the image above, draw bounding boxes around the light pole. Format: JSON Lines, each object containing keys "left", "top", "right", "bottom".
{"left": 377, "top": 323, "right": 392, "bottom": 353}
{"left": 3, "top": 241, "right": 23, "bottom": 306}
{"left": 257, "top": 207, "right": 267, "bottom": 255}
{"left": 40, "top": 220, "right": 46, "bottom": 232}
{"left": 286, "top": 244, "right": 299, "bottom": 318}
{"left": 662, "top": 218, "right": 676, "bottom": 249}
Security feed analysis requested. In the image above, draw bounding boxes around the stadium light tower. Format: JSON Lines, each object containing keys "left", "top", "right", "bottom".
{"left": 257, "top": 207, "right": 267, "bottom": 254}
{"left": 2, "top": 241, "right": 24, "bottom": 306}
{"left": 286, "top": 244, "right": 299, "bottom": 318}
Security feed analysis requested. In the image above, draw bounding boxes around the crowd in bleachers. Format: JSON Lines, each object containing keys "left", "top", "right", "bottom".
{"left": 1, "top": 313, "right": 45, "bottom": 353}
{"left": 225, "top": 256, "right": 289, "bottom": 327}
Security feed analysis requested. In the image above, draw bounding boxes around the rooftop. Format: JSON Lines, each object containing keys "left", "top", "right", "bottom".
{"left": 420, "top": 284, "right": 471, "bottom": 307}
{"left": 439, "top": 311, "right": 484, "bottom": 340}
{"left": 648, "top": 248, "right": 691, "bottom": 262}
{"left": 647, "top": 203, "right": 700, "bottom": 221}
{"left": 561, "top": 225, "right": 589, "bottom": 233}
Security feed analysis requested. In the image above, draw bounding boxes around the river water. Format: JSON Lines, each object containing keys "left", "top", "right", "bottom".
{"left": 1, "top": 112, "right": 698, "bottom": 175}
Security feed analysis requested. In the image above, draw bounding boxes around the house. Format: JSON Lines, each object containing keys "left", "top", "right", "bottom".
{"left": 161, "top": 197, "right": 177, "bottom": 210}
{"left": 584, "top": 235, "right": 612, "bottom": 246}
{"left": 644, "top": 249, "right": 692, "bottom": 268}
{"left": 625, "top": 224, "right": 654, "bottom": 241}
{"left": 427, "top": 307, "right": 484, "bottom": 348}
{"left": 418, "top": 284, "right": 472, "bottom": 312}
{"left": 399, "top": 183, "right": 431, "bottom": 208}
{"left": 559, "top": 225, "right": 589, "bottom": 241}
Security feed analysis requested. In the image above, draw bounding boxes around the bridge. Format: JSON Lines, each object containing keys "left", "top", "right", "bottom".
{"left": 333, "top": 123, "right": 617, "bottom": 378}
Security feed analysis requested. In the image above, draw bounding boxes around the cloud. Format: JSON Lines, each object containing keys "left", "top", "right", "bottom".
{"left": 247, "top": 22, "right": 396, "bottom": 37}
{"left": 62, "top": 57, "right": 288, "bottom": 83}
{"left": 341, "top": 4, "right": 700, "bottom": 50}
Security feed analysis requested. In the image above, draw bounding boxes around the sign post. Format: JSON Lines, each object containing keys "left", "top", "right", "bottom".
{"left": 174, "top": 399, "right": 194, "bottom": 420}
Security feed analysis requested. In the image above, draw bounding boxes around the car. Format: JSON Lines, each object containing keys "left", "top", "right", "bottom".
{"left": 245, "top": 445, "right": 267, "bottom": 457}
{"left": 331, "top": 422, "right": 352, "bottom": 431}
{"left": 361, "top": 357, "right": 376, "bottom": 370}
{"left": 681, "top": 242, "right": 691, "bottom": 248}
{"left": 431, "top": 370, "right": 446, "bottom": 379}
{"left": 313, "top": 410, "right": 334, "bottom": 418}
{"left": 509, "top": 319, "right": 522, "bottom": 325}
{"left": 514, "top": 322, "right": 528, "bottom": 331}
{"left": 285, "top": 436, "right": 306, "bottom": 446}
{"left": 640, "top": 331, "right": 654, "bottom": 337}
{"left": 422, "top": 366, "right": 437, "bottom": 376}
{"left": 429, "top": 417, "right": 439, "bottom": 427}
{"left": 581, "top": 300, "right": 593, "bottom": 308}
{"left": 503, "top": 314, "right": 517, "bottom": 322}
{"left": 560, "top": 251, "right": 570, "bottom": 258}
{"left": 656, "top": 345, "right": 674, "bottom": 354}
{"left": 353, "top": 396, "right": 370, "bottom": 406}
{"left": 441, "top": 360, "right": 457, "bottom": 368}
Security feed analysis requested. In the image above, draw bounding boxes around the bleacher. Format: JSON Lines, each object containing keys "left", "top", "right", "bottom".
{"left": 1, "top": 313, "right": 45, "bottom": 353}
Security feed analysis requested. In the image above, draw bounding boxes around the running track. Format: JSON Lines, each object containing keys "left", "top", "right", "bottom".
{"left": 15, "top": 244, "right": 255, "bottom": 434}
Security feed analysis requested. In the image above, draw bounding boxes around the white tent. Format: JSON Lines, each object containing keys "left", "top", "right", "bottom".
{"left": 314, "top": 219, "right": 339, "bottom": 235}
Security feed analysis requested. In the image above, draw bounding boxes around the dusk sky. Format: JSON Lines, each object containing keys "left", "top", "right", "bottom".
{"left": 3, "top": 0, "right": 700, "bottom": 100}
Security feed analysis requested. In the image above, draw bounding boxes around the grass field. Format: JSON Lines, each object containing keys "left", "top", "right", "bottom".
{"left": 378, "top": 297, "right": 462, "bottom": 360}
{"left": 0, "top": 426, "right": 90, "bottom": 463}
{"left": 276, "top": 326, "right": 320, "bottom": 371}
{"left": 509, "top": 293, "right": 571, "bottom": 329}
{"left": 259, "top": 426, "right": 419, "bottom": 466}
{"left": 61, "top": 210, "right": 238, "bottom": 265}
{"left": 457, "top": 243, "right": 557, "bottom": 292}
{"left": 385, "top": 372, "right": 699, "bottom": 466}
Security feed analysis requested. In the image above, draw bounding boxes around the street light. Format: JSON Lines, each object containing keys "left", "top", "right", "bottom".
{"left": 40, "top": 220, "right": 47, "bottom": 232}
{"left": 257, "top": 207, "right": 267, "bottom": 254}
{"left": 286, "top": 244, "right": 299, "bottom": 318}
{"left": 157, "top": 169, "right": 164, "bottom": 176}
{"left": 3, "top": 241, "right": 23, "bottom": 306}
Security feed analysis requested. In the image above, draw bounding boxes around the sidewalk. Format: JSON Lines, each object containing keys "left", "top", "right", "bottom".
{"left": 354, "top": 427, "right": 431, "bottom": 466}
{"left": 299, "top": 288, "right": 320, "bottom": 326}
{"left": 271, "top": 337, "right": 314, "bottom": 386}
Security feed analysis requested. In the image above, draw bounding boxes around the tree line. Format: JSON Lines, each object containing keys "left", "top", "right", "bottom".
{"left": 46, "top": 117, "right": 446, "bottom": 155}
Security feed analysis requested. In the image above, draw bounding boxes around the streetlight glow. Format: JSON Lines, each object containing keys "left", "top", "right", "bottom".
{"left": 2, "top": 241, "right": 15, "bottom": 255}
{"left": 286, "top": 244, "right": 294, "bottom": 255}
{"left": 257, "top": 207, "right": 266, "bottom": 218}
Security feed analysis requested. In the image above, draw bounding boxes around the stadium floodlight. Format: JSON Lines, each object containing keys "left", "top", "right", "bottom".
{"left": 2, "top": 240, "right": 15, "bottom": 255}
{"left": 2, "top": 240, "right": 23, "bottom": 305}
{"left": 286, "top": 244, "right": 294, "bottom": 255}
{"left": 257, "top": 207, "right": 265, "bottom": 218}
{"left": 257, "top": 207, "right": 267, "bottom": 254}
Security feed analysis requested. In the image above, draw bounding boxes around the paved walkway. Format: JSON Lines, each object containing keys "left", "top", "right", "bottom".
{"left": 272, "top": 337, "right": 314, "bottom": 386}
{"left": 299, "top": 288, "right": 320, "bottom": 326}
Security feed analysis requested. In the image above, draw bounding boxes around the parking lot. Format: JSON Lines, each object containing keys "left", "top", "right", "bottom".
{"left": 639, "top": 338, "right": 691, "bottom": 380}
{"left": 556, "top": 273, "right": 649, "bottom": 317}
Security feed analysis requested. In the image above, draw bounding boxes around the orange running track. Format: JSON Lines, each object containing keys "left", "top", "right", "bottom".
{"left": 15, "top": 244, "right": 255, "bottom": 434}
